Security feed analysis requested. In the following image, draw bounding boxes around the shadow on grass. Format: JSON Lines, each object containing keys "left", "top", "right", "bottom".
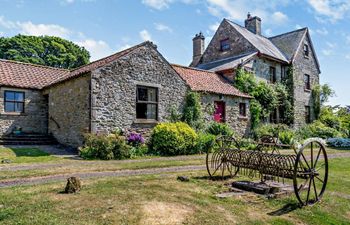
{"left": 10, "top": 148, "right": 50, "bottom": 157}
{"left": 267, "top": 202, "right": 300, "bottom": 216}
{"left": 192, "top": 175, "right": 234, "bottom": 181}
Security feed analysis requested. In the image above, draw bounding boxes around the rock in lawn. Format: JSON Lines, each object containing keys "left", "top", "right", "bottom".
{"left": 177, "top": 176, "right": 189, "bottom": 182}
{"left": 1, "top": 159, "right": 12, "bottom": 164}
{"left": 64, "top": 177, "right": 81, "bottom": 193}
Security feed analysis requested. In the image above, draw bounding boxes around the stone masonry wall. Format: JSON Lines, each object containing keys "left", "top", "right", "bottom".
{"left": 201, "top": 94, "right": 251, "bottom": 137}
{"left": 292, "top": 34, "right": 319, "bottom": 128}
{"left": 200, "top": 20, "right": 256, "bottom": 65}
{"left": 0, "top": 87, "right": 47, "bottom": 135}
{"left": 44, "top": 74, "right": 91, "bottom": 147}
{"left": 91, "top": 44, "right": 188, "bottom": 138}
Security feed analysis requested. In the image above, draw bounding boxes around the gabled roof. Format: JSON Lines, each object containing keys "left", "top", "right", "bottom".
{"left": 197, "top": 52, "right": 257, "bottom": 71}
{"left": 0, "top": 59, "right": 69, "bottom": 89}
{"left": 269, "top": 28, "right": 307, "bottom": 61}
{"left": 172, "top": 64, "right": 252, "bottom": 98}
{"left": 225, "top": 19, "right": 288, "bottom": 63}
{"left": 0, "top": 42, "right": 152, "bottom": 89}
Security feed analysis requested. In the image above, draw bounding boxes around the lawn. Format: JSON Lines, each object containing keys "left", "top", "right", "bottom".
{"left": 0, "top": 157, "right": 349, "bottom": 225}
{"left": 0, "top": 147, "right": 61, "bottom": 164}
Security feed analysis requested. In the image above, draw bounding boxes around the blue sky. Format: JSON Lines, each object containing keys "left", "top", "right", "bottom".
{"left": 0, "top": 0, "right": 349, "bottom": 106}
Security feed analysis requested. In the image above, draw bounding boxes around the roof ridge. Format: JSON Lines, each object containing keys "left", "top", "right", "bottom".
{"left": 0, "top": 58, "right": 70, "bottom": 71}
{"left": 70, "top": 41, "right": 150, "bottom": 73}
{"left": 269, "top": 27, "right": 308, "bottom": 39}
{"left": 171, "top": 63, "right": 217, "bottom": 73}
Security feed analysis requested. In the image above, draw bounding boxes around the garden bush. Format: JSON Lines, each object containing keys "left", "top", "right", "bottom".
{"left": 326, "top": 138, "right": 350, "bottom": 148}
{"left": 296, "top": 121, "right": 343, "bottom": 140}
{"left": 238, "top": 138, "right": 256, "bottom": 150}
{"left": 278, "top": 130, "right": 295, "bottom": 145}
{"left": 149, "top": 122, "right": 198, "bottom": 156}
{"left": 79, "top": 133, "right": 132, "bottom": 160}
{"left": 253, "top": 123, "right": 289, "bottom": 139}
{"left": 206, "top": 122, "right": 234, "bottom": 136}
{"left": 195, "top": 133, "right": 216, "bottom": 153}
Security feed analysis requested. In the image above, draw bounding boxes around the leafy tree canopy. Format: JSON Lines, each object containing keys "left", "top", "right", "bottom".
{"left": 0, "top": 35, "right": 90, "bottom": 69}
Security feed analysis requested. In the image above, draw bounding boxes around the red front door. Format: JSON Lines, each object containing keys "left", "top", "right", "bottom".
{"left": 214, "top": 101, "right": 225, "bottom": 122}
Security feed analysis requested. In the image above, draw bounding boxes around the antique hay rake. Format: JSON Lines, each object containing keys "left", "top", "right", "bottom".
{"left": 206, "top": 136, "right": 329, "bottom": 206}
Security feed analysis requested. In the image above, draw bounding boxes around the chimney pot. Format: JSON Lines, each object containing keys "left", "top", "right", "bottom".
{"left": 245, "top": 14, "right": 261, "bottom": 35}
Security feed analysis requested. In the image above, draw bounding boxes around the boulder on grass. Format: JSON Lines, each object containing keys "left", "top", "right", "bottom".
{"left": 64, "top": 177, "right": 81, "bottom": 193}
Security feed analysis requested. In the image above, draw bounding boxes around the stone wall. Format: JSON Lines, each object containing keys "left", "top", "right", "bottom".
{"left": 200, "top": 20, "right": 256, "bottom": 65}
{"left": 0, "top": 87, "right": 47, "bottom": 135}
{"left": 43, "top": 74, "right": 91, "bottom": 147}
{"left": 91, "top": 44, "right": 188, "bottom": 138}
{"left": 201, "top": 93, "right": 251, "bottom": 137}
{"left": 250, "top": 56, "right": 283, "bottom": 82}
{"left": 292, "top": 34, "right": 320, "bottom": 128}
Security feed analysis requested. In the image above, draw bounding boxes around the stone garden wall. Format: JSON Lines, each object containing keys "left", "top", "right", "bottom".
{"left": 0, "top": 87, "right": 47, "bottom": 135}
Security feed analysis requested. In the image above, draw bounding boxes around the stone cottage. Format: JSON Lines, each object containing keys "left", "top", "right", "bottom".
{"left": 191, "top": 14, "right": 321, "bottom": 128}
{"left": 0, "top": 42, "right": 251, "bottom": 147}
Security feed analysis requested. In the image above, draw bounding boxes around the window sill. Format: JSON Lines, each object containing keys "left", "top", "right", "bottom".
{"left": 238, "top": 116, "right": 248, "bottom": 120}
{"left": 133, "top": 119, "right": 158, "bottom": 125}
{"left": 1, "top": 112, "right": 26, "bottom": 116}
{"left": 304, "top": 88, "right": 311, "bottom": 92}
{"left": 304, "top": 55, "right": 309, "bottom": 59}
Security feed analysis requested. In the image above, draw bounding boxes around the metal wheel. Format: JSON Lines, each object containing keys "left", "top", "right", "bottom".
{"left": 293, "top": 138, "right": 328, "bottom": 206}
{"left": 206, "top": 136, "right": 239, "bottom": 179}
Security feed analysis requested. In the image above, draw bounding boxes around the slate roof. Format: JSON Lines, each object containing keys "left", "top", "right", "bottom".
{"left": 197, "top": 52, "right": 257, "bottom": 71}
{"left": 172, "top": 64, "right": 252, "bottom": 98}
{"left": 0, "top": 59, "right": 69, "bottom": 89}
{"left": 269, "top": 28, "right": 307, "bottom": 61}
{"left": 225, "top": 19, "right": 288, "bottom": 63}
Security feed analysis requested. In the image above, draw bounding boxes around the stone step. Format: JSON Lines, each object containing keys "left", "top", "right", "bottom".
{"left": 0, "top": 134, "right": 57, "bottom": 145}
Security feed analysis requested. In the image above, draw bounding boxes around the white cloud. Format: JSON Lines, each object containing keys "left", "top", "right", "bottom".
{"left": 205, "top": 0, "right": 291, "bottom": 26}
{"left": 322, "top": 49, "right": 332, "bottom": 56}
{"left": 140, "top": 29, "right": 152, "bottom": 41}
{"left": 272, "top": 11, "right": 288, "bottom": 24}
{"left": 209, "top": 22, "right": 220, "bottom": 32}
{"left": 17, "top": 21, "right": 71, "bottom": 38}
{"left": 154, "top": 23, "right": 173, "bottom": 32}
{"left": 142, "top": 0, "right": 173, "bottom": 10}
{"left": 75, "top": 39, "right": 114, "bottom": 61}
{"left": 326, "top": 42, "right": 336, "bottom": 48}
{"left": 0, "top": 16, "right": 16, "bottom": 29}
{"left": 265, "top": 28, "right": 273, "bottom": 36}
{"left": 316, "top": 27, "right": 328, "bottom": 35}
{"left": 307, "top": 0, "right": 350, "bottom": 22}
{"left": 118, "top": 44, "right": 132, "bottom": 51}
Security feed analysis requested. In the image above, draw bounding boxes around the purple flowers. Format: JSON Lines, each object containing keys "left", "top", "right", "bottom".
{"left": 127, "top": 132, "right": 144, "bottom": 147}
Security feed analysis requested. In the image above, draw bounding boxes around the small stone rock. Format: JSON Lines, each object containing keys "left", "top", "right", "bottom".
{"left": 1, "top": 159, "right": 12, "bottom": 164}
{"left": 64, "top": 177, "right": 81, "bottom": 193}
{"left": 177, "top": 176, "right": 189, "bottom": 182}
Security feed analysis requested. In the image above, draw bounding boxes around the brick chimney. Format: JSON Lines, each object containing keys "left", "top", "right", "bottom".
{"left": 192, "top": 32, "right": 205, "bottom": 65}
{"left": 244, "top": 13, "right": 261, "bottom": 35}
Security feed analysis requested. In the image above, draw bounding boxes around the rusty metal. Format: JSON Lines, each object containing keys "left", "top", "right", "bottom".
{"left": 206, "top": 137, "right": 328, "bottom": 206}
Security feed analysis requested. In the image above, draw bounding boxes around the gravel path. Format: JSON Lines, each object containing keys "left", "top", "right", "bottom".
{"left": 0, "top": 165, "right": 205, "bottom": 188}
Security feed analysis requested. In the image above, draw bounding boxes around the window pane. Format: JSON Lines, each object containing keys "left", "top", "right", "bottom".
{"left": 136, "top": 103, "right": 147, "bottom": 119}
{"left": 147, "top": 104, "right": 157, "bottom": 119}
{"left": 137, "top": 88, "right": 148, "bottom": 101}
{"left": 15, "top": 102, "right": 24, "bottom": 112}
{"left": 5, "top": 102, "right": 15, "bottom": 112}
{"left": 148, "top": 88, "right": 157, "bottom": 102}
{"left": 15, "top": 92, "right": 24, "bottom": 101}
{"left": 5, "top": 91, "right": 15, "bottom": 101}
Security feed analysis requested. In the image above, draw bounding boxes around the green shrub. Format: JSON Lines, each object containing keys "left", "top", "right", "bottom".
{"left": 206, "top": 122, "right": 234, "bottom": 136}
{"left": 149, "top": 122, "right": 198, "bottom": 156}
{"left": 195, "top": 133, "right": 216, "bottom": 153}
{"left": 79, "top": 133, "right": 133, "bottom": 160}
{"left": 296, "top": 121, "right": 343, "bottom": 140}
{"left": 239, "top": 138, "right": 256, "bottom": 150}
{"left": 182, "top": 92, "right": 203, "bottom": 130}
{"left": 254, "top": 123, "right": 289, "bottom": 139}
{"left": 278, "top": 130, "right": 295, "bottom": 145}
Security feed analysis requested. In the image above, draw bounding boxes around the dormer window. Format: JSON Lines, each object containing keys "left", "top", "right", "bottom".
{"left": 303, "top": 44, "right": 309, "bottom": 57}
{"left": 220, "top": 38, "right": 230, "bottom": 51}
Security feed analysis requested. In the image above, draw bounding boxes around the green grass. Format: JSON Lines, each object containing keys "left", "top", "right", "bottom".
{"left": 0, "top": 147, "right": 60, "bottom": 164}
{"left": 0, "top": 157, "right": 349, "bottom": 224}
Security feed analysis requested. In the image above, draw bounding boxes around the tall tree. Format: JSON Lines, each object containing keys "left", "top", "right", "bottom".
{"left": 0, "top": 35, "right": 90, "bottom": 69}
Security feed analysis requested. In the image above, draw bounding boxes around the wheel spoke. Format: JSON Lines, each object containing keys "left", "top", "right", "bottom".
{"left": 212, "top": 161, "right": 223, "bottom": 176}
{"left": 306, "top": 178, "right": 312, "bottom": 203}
{"left": 301, "top": 153, "right": 311, "bottom": 170}
{"left": 315, "top": 176, "right": 324, "bottom": 184}
{"left": 313, "top": 178, "right": 318, "bottom": 201}
{"left": 298, "top": 177, "right": 310, "bottom": 193}
{"left": 314, "top": 147, "right": 322, "bottom": 168}
{"left": 316, "top": 163, "right": 326, "bottom": 171}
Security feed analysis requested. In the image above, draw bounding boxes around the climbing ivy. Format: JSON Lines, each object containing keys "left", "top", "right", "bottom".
{"left": 182, "top": 91, "right": 204, "bottom": 130}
